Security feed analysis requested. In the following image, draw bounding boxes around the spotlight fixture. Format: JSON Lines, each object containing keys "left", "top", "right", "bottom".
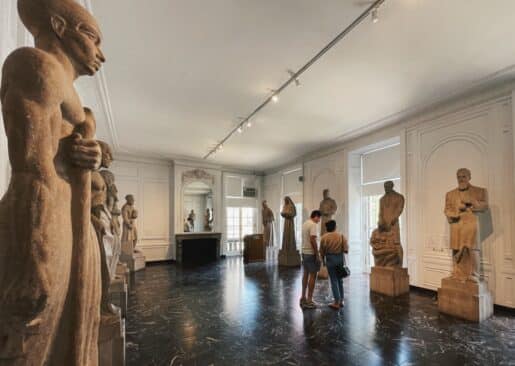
{"left": 272, "top": 94, "right": 279, "bottom": 103}
{"left": 246, "top": 120, "right": 252, "bottom": 128}
{"left": 237, "top": 125, "right": 243, "bottom": 133}
{"left": 371, "top": 7, "right": 379, "bottom": 23}
{"left": 217, "top": 144, "right": 223, "bottom": 151}
{"left": 287, "top": 70, "right": 300, "bottom": 86}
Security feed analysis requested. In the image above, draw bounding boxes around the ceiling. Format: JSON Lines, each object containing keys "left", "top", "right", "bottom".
{"left": 89, "top": 0, "right": 515, "bottom": 171}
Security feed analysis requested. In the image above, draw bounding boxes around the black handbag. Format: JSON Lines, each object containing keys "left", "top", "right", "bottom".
{"left": 335, "top": 263, "right": 351, "bottom": 279}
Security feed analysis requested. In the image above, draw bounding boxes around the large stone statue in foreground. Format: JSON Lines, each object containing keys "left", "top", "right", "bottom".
{"left": 369, "top": 181, "right": 409, "bottom": 297}
{"left": 0, "top": 1, "right": 105, "bottom": 363}
{"left": 438, "top": 168, "right": 493, "bottom": 322}
{"left": 319, "top": 189, "right": 337, "bottom": 236}
{"left": 278, "top": 196, "right": 301, "bottom": 267}
{"left": 262, "top": 200, "right": 275, "bottom": 247}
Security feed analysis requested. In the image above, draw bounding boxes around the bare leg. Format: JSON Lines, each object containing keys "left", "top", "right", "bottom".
{"left": 301, "top": 271, "right": 309, "bottom": 300}
{"left": 307, "top": 272, "right": 317, "bottom": 302}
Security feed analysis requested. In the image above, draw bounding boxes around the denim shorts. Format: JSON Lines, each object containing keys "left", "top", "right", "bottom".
{"left": 302, "top": 254, "right": 320, "bottom": 273}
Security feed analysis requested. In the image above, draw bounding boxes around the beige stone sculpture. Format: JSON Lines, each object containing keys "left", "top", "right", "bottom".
{"left": 444, "top": 168, "right": 489, "bottom": 282}
{"left": 370, "top": 181, "right": 405, "bottom": 267}
{"left": 278, "top": 196, "right": 301, "bottom": 267}
{"left": 91, "top": 141, "right": 121, "bottom": 316}
{"left": 262, "top": 200, "right": 275, "bottom": 247}
{"left": 0, "top": 1, "right": 105, "bottom": 364}
{"left": 121, "top": 195, "right": 138, "bottom": 254}
{"left": 204, "top": 208, "right": 213, "bottom": 231}
{"left": 438, "top": 168, "right": 493, "bottom": 322}
{"left": 369, "top": 181, "right": 409, "bottom": 297}
{"left": 187, "top": 209, "right": 196, "bottom": 231}
{"left": 99, "top": 169, "right": 121, "bottom": 237}
{"left": 319, "top": 189, "right": 337, "bottom": 235}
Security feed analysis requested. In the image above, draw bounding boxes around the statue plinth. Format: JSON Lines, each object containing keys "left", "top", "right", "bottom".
{"left": 370, "top": 266, "right": 410, "bottom": 297}
{"left": 120, "top": 249, "right": 146, "bottom": 272}
{"left": 109, "top": 277, "right": 128, "bottom": 319}
{"left": 438, "top": 277, "right": 493, "bottom": 322}
{"left": 98, "top": 308, "right": 125, "bottom": 366}
{"left": 278, "top": 249, "right": 301, "bottom": 267}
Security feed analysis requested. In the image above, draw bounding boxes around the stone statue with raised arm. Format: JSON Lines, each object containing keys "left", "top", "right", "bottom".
{"left": 438, "top": 168, "right": 493, "bottom": 322}
{"left": 319, "top": 189, "right": 337, "bottom": 235}
{"left": 0, "top": 0, "right": 106, "bottom": 363}
{"left": 262, "top": 200, "right": 275, "bottom": 247}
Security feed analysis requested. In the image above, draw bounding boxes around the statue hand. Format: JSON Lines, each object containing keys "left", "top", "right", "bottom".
{"left": 69, "top": 133, "right": 102, "bottom": 170}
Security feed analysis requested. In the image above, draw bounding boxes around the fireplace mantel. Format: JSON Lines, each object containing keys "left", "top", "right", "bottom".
{"left": 175, "top": 232, "right": 222, "bottom": 264}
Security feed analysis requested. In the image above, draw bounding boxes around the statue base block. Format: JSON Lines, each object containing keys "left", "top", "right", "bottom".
{"left": 98, "top": 310, "right": 125, "bottom": 366}
{"left": 438, "top": 277, "right": 493, "bottom": 322}
{"left": 121, "top": 250, "right": 146, "bottom": 272}
{"left": 370, "top": 266, "right": 410, "bottom": 297}
{"left": 109, "top": 277, "right": 128, "bottom": 319}
{"left": 278, "top": 249, "right": 301, "bottom": 267}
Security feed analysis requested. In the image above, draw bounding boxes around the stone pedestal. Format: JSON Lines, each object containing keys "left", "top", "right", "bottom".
{"left": 116, "top": 262, "right": 130, "bottom": 290}
{"left": 370, "top": 266, "right": 410, "bottom": 297}
{"left": 438, "top": 277, "right": 493, "bottom": 322}
{"left": 278, "top": 249, "right": 301, "bottom": 267}
{"left": 121, "top": 249, "right": 146, "bottom": 272}
{"left": 98, "top": 309, "right": 125, "bottom": 366}
{"left": 109, "top": 277, "right": 128, "bottom": 319}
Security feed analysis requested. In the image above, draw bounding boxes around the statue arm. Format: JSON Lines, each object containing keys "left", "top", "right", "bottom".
{"left": 471, "top": 188, "right": 488, "bottom": 212}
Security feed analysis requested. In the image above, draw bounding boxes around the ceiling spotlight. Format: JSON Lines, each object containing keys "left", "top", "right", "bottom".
{"left": 371, "top": 7, "right": 379, "bottom": 23}
{"left": 237, "top": 126, "right": 243, "bottom": 133}
{"left": 287, "top": 69, "right": 300, "bottom": 86}
{"left": 246, "top": 120, "right": 252, "bottom": 128}
{"left": 217, "top": 144, "right": 223, "bottom": 151}
{"left": 272, "top": 94, "right": 279, "bottom": 103}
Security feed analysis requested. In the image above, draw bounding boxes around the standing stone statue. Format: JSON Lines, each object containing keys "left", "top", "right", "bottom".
{"left": 91, "top": 141, "right": 121, "bottom": 315}
{"left": 319, "top": 189, "right": 337, "bottom": 236}
{"left": 187, "top": 209, "right": 196, "bottom": 231}
{"left": 204, "top": 208, "right": 213, "bottom": 231}
{"left": 369, "top": 181, "right": 409, "bottom": 297}
{"left": 438, "top": 168, "right": 493, "bottom": 322}
{"left": 278, "top": 196, "right": 301, "bottom": 266}
{"left": 262, "top": 200, "right": 275, "bottom": 247}
{"left": 0, "top": 1, "right": 105, "bottom": 364}
{"left": 121, "top": 195, "right": 146, "bottom": 271}
{"left": 370, "top": 181, "right": 405, "bottom": 267}
{"left": 100, "top": 169, "right": 121, "bottom": 237}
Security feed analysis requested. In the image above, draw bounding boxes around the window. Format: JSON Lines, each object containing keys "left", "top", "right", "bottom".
{"left": 226, "top": 207, "right": 256, "bottom": 253}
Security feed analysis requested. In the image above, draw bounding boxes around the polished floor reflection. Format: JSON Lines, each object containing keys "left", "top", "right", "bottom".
{"left": 126, "top": 258, "right": 515, "bottom": 366}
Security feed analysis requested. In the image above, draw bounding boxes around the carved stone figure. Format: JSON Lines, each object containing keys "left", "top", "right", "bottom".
{"left": 99, "top": 169, "right": 121, "bottom": 237}
{"left": 262, "top": 200, "right": 275, "bottom": 247}
{"left": 319, "top": 189, "right": 337, "bottom": 235}
{"left": 204, "top": 208, "right": 213, "bottom": 231}
{"left": 121, "top": 195, "right": 138, "bottom": 255}
{"left": 444, "top": 168, "right": 489, "bottom": 282}
{"left": 278, "top": 196, "right": 301, "bottom": 266}
{"left": 187, "top": 209, "right": 196, "bottom": 231}
{"left": 370, "top": 181, "right": 405, "bottom": 267}
{"left": 0, "top": 1, "right": 105, "bottom": 364}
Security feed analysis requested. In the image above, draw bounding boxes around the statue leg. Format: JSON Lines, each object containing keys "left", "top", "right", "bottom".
{"left": 469, "top": 249, "right": 481, "bottom": 282}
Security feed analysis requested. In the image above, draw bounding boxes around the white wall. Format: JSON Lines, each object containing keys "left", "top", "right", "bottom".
{"left": 110, "top": 154, "right": 172, "bottom": 262}
{"left": 264, "top": 84, "right": 515, "bottom": 308}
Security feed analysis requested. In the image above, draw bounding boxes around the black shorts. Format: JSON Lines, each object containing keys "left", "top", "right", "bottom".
{"left": 302, "top": 254, "right": 320, "bottom": 273}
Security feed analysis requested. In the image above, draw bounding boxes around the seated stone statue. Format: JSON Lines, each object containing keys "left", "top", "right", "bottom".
{"left": 370, "top": 181, "right": 405, "bottom": 267}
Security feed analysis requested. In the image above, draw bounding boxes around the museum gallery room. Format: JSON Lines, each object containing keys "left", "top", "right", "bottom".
{"left": 2, "top": 0, "right": 515, "bottom": 366}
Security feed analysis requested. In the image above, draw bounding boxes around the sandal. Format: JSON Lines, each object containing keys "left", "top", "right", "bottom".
{"left": 328, "top": 303, "right": 340, "bottom": 310}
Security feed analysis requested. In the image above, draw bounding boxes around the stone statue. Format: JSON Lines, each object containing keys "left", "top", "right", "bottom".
{"left": 262, "top": 200, "right": 275, "bottom": 247}
{"left": 91, "top": 141, "right": 121, "bottom": 317}
{"left": 0, "top": 0, "right": 105, "bottom": 364}
{"left": 204, "top": 208, "right": 213, "bottom": 231}
{"left": 187, "top": 209, "right": 196, "bottom": 231}
{"left": 99, "top": 169, "right": 121, "bottom": 237}
{"left": 121, "top": 195, "right": 138, "bottom": 255}
{"left": 370, "top": 181, "right": 405, "bottom": 267}
{"left": 319, "top": 189, "right": 337, "bottom": 235}
{"left": 444, "top": 168, "right": 489, "bottom": 282}
{"left": 278, "top": 196, "right": 301, "bottom": 266}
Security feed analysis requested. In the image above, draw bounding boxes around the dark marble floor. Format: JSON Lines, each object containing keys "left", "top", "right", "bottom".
{"left": 126, "top": 258, "right": 515, "bottom": 366}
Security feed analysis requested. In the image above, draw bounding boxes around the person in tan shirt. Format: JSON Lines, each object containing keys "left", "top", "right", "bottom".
{"left": 320, "top": 220, "right": 349, "bottom": 309}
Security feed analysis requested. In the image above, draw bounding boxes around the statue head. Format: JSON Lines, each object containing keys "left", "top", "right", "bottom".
{"left": 97, "top": 140, "right": 113, "bottom": 168}
{"left": 456, "top": 168, "right": 471, "bottom": 190}
{"left": 262, "top": 200, "right": 268, "bottom": 209}
{"left": 384, "top": 181, "right": 394, "bottom": 193}
{"left": 18, "top": 0, "right": 105, "bottom": 77}
{"left": 323, "top": 189, "right": 329, "bottom": 199}
{"left": 125, "top": 194, "right": 135, "bottom": 205}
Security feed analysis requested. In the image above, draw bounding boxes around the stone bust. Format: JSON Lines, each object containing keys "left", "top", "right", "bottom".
{"left": 319, "top": 189, "right": 337, "bottom": 235}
